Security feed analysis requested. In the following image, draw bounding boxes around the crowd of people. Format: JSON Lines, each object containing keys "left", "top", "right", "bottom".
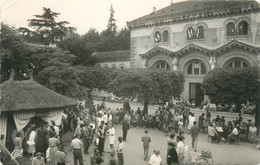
{"left": 2, "top": 100, "right": 260, "bottom": 165}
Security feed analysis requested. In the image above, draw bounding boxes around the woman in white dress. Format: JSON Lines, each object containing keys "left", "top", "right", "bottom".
{"left": 188, "top": 113, "right": 196, "bottom": 133}
{"left": 27, "top": 127, "right": 36, "bottom": 159}
{"left": 107, "top": 125, "right": 115, "bottom": 150}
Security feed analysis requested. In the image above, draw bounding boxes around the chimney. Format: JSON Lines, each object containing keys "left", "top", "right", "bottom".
{"left": 153, "top": 7, "right": 156, "bottom": 13}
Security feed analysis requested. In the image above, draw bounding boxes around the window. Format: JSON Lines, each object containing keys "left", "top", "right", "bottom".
{"left": 227, "top": 22, "right": 236, "bottom": 36}
{"left": 187, "top": 26, "right": 204, "bottom": 40}
{"left": 187, "top": 27, "right": 194, "bottom": 40}
{"left": 196, "top": 26, "right": 204, "bottom": 39}
{"left": 226, "top": 21, "right": 248, "bottom": 37}
{"left": 153, "top": 60, "right": 170, "bottom": 70}
{"left": 187, "top": 61, "right": 207, "bottom": 75}
{"left": 154, "top": 31, "right": 161, "bottom": 43}
{"left": 238, "top": 21, "right": 248, "bottom": 35}
{"left": 225, "top": 58, "right": 249, "bottom": 68}
{"left": 162, "top": 30, "right": 169, "bottom": 42}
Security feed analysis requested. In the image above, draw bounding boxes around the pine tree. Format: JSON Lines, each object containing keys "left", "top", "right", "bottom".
{"left": 28, "top": 7, "right": 71, "bottom": 44}
{"left": 107, "top": 5, "right": 117, "bottom": 34}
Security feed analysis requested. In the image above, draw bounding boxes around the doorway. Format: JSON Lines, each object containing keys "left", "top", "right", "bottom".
{"left": 189, "top": 83, "right": 204, "bottom": 107}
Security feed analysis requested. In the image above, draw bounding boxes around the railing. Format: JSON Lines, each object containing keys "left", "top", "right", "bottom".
{"left": 0, "top": 141, "right": 20, "bottom": 165}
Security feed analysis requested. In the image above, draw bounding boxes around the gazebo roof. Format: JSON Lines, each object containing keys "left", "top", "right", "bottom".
{"left": 0, "top": 75, "right": 78, "bottom": 113}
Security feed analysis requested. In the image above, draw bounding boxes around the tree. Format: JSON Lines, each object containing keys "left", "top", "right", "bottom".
{"left": 202, "top": 67, "right": 259, "bottom": 112}
{"left": 107, "top": 5, "right": 117, "bottom": 34}
{"left": 107, "top": 68, "right": 185, "bottom": 114}
{"left": 28, "top": 7, "right": 71, "bottom": 44}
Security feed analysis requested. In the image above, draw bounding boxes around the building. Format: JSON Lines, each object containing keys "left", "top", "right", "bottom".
{"left": 98, "top": 0, "right": 260, "bottom": 106}
{"left": 0, "top": 72, "right": 77, "bottom": 150}
{"left": 93, "top": 50, "right": 130, "bottom": 68}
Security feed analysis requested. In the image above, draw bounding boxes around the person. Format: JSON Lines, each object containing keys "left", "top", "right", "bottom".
{"left": 205, "top": 108, "right": 211, "bottom": 122}
{"left": 36, "top": 125, "right": 48, "bottom": 156}
{"left": 236, "top": 113, "right": 243, "bottom": 125}
{"left": 207, "top": 123, "right": 220, "bottom": 144}
{"left": 176, "top": 136, "right": 185, "bottom": 164}
{"left": 198, "top": 113, "right": 205, "bottom": 133}
{"left": 48, "top": 132, "right": 59, "bottom": 165}
{"left": 90, "top": 148, "right": 103, "bottom": 165}
{"left": 166, "top": 134, "right": 178, "bottom": 165}
{"left": 142, "top": 130, "right": 151, "bottom": 161}
{"left": 74, "top": 124, "right": 82, "bottom": 138}
{"left": 107, "top": 125, "right": 116, "bottom": 151}
{"left": 122, "top": 120, "right": 129, "bottom": 141}
{"left": 248, "top": 123, "right": 257, "bottom": 143}
{"left": 82, "top": 124, "right": 90, "bottom": 155}
{"left": 167, "top": 143, "right": 178, "bottom": 165}
{"left": 187, "top": 113, "right": 195, "bottom": 134}
{"left": 117, "top": 136, "right": 124, "bottom": 165}
{"left": 191, "top": 121, "right": 199, "bottom": 152}
{"left": 55, "top": 145, "right": 66, "bottom": 165}
{"left": 227, "top": 124, "right": 239, "bottom": 144}
{"left": 148, "top": 149, "right": 162, "bottom": 165}
{"left": 107, "top": 150, "right": 118, "bottom": 165}
{"left": 13, "top": 132, "right": 23, "bottom": 164}
{"left": 32, "top": 152, "right": 45, "bottom": 165}
{"left": 27, "top": 127, "right": 37, "bottom": 159}
{"left": 71, "top": 135, "right": 83, "bottom": 165}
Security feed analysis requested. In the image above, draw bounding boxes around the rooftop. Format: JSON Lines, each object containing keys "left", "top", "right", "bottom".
{"left": 0, "top": 74, "right": 78, "bottom": 113}
{"left": 93, "top": 50, "right": 130, "bottom": 62}
{"left": 128, "top": 0, "right": 260, "bottom": 29}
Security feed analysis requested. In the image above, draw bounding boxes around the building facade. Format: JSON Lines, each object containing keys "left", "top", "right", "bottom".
{"left": 126, "top": 0, "right": 260, "bottom": 106}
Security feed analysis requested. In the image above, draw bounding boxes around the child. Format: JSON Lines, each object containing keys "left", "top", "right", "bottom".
{"left": 178, "top": 119, "right": 184, "bottom": 134}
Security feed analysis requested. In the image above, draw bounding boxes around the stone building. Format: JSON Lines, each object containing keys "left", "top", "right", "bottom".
{"left": 97, "top": 0, "right": 260, "bottom": 106}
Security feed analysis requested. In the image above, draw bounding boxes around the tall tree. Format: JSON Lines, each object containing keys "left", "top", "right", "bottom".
{"left": 202, "top": 67, "right": 259, "bottom": 112}
{"left": 107, "top": 5, "right": 117, "bottom": 34}
{"left": 108, "top": 68, "right": 185, "bottom": 114}
{"left": 28, "top": 7, "right": 72, "bottom": 44}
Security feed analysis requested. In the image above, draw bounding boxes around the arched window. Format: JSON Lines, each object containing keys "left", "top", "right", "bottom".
{"left": 227, "top": 22, "right": 236, "bottom": 36}
{"left": 162, "top": 30, "right": 169, "bottom": 42}
{"left": 224, "top": 58, "right": 250, "bottom": 68}
{"left": 103, "top": 64, "right": 109, "bottom": 68}
{"left": 187, "top": 61, "right": 207, "bottom": 75}
{"left": 187, "top": 27, "right": 194, "bottom": 40}
{"left": 153, "top": 60, "right": 170, "bottom": 70}
{"left": 154, "top": 31, "right": 161, "bottom": 43}
{"left": 111, "top": 65, "right": 117, "bottom": 68}
{"left": 238, "top": 21, "right": 248, "bottom": 35}
{"left": 196, "top": 26, "right": 204, "bottom": 39}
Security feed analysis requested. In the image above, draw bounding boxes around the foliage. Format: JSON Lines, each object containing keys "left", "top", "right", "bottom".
{"left": 26, "top": 7, "right": 75, "bottom": 44}
{"left": 202, "top": 67, "right": 259, "bottom": 112}
{"left": 107, "top": 68, "right": 185, "bottom": 114}
{"left": 107, "top": 5, "right": 117, "bottom": 34}
{"left": 0, "top": 23, "right": 89, "bottom": 100}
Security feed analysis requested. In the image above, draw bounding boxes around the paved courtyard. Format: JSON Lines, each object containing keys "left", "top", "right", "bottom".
{"left": 21, "top": 100, "right": 259, "bottom": 165}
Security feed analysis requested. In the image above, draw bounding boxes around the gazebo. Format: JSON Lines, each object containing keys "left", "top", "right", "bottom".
{"left": 0, "top": 73, "right": 78, "bottom": 147}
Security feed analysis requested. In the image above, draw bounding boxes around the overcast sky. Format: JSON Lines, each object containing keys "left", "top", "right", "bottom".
{"left": 1, "top": 0, "right": 260, "bottom": 34}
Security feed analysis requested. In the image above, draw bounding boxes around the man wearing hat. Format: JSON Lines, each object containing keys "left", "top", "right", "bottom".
{"left": 56, "top": 145, "right": 67, "bottom": 165}
{"left": 32, "top": 152, "right": 44, "bottom": 165}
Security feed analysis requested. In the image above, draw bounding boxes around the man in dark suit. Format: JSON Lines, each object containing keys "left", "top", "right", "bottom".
{"left": 122, "top": 119, "right": 129, "bottom": 141}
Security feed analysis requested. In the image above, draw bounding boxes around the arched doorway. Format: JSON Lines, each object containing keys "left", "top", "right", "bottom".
{"left": 184, "top": 60, "right": 208, "bottom": 107}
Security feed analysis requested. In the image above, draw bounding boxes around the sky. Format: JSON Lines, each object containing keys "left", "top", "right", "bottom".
{"left": 0, "top": 0, "right": 185, "bottom": 34}
{"left": 1, "top": 0, "right": 260, "bottom": 35}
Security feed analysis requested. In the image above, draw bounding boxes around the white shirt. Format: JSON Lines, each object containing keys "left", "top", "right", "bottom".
{"left": 149, "top": 154, "right": 161, "bottom": 165}
{"left": 103, "top": 114, "right": 108, "bottom": 123}
{"left": 232, "top": 127, "right": 238, "bottom": 135}
{"left": 176, "top": 141, "right": 184, "bottom": 154}
{"left": 108, "top": 127, "right": 115, "bottom": 144}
